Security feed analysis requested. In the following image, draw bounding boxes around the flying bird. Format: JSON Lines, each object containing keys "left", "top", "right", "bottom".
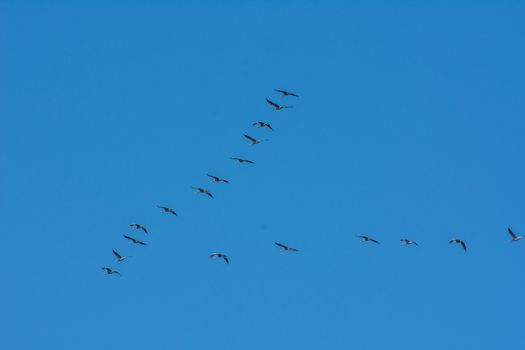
{"left": 400, "top": 239, "right": 419, "bottom": 246}
{"left": 192, "top": 187, "right": 214, "bottom": 198}
{"left": 266, "top": 98, "right": 292, "bottom": 111}
{"left": 207, "top": 174, "right": 230, "bottom": 184}
{"left": 209, "top": 253, "right": 229, "bottom": 264}
{"left": 243, "top": 134, "right": 268, "bottom": 145}
{"left": 123, "top": 235, "right": 147, "bottom": 245}
{"left": 101, "top": 267, "right": 121, "bottom": 275}
{"left": 274, "top": 242, "right": 299, "bottom": 252}
{"left": 129, "top": 223, "right": 148, "bottom": 234}
{"left": 157, "top": 206, "right": 178, "bottom": 216}
{"left": 449, "top": 239, "right": 467, "bottom": 251}
{"left": 230, "top": 157, "right": 255, "bottom": 164}
{"left": 356, "top": 235, "right": 380, "bottom": 244}
{"left": 112, "top": 249, "right": 129, "bottom": 262}
{"left": 507, "top": 228, "right": 523, "bottom": 242}
{"left": 274, "top": 89, "right": 299, "bottom": 97}
{"left": 253, "top": 121, "right": 274, "bottom": 131}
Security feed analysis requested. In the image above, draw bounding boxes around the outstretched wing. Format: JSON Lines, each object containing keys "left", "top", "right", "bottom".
{"left": 508, "top": 228, "right": 517, "bottom": 239}
{"left": 370, "top": 238, "right": 380, "bottom": 244}
{"left": 274, "top": 242, "right": 287, "bottom": 249}
{"left": 244, "top": 134, "right": 258, "bottom": 143}
{"left": 460, "top": 241, "right": 467, "bottom": 251}
{"left": 266, "top": 98, "right": 280, "bottom": 108}
{"left": 112, "top": 249, "right": 123, "bottom": 260}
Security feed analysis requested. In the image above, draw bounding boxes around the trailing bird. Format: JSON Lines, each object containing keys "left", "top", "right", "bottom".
{"left": 129, "top": 223, "right": 148, "bottom": 234}
{"left": 123, "top": 235, "right": 147, "bottom": 245}
{"left": 449, "top": 239, "right": 467, "bottom": 251}
{"left": 507, "top": 228, "right": 523, "bottom": 242}
{"left": 274, "top": 89, "right": 299, "bottom": 97}
{"left": 209, "top": 253, "right": 229, "bottom": 264}
{"left": 266, "top": 98, "right": 292, "bottom": 111}
{"left": 356, "top": 235, "right": 380, "bottom": 244}
{"left": 230, "top": 157, "right": 255, "bottom": 164}
{"left": 274, "top": 242, "right": 299, "bottom": 252}
{"left": 192, "top": 187, "right": 214, "bottom": 198}
{"left": 157, "top": 205, "right": 178, "bottom": 216}
{"left": 400, "top": 239, "right": 419, "bottom": 246}
{"left": 101, "top": 267, "right": 121, "bottom": 275}
{"left": 112, "top": 249, "right": 130, "bottom": 262}
{"left": 207, "top": 174, "right": 230, "bottom": 184}
{"left": 253, "top": 121, "right": 274, "bottom": 131}
{"left": 243, "top": 134, "right": 268, "bottom": 145}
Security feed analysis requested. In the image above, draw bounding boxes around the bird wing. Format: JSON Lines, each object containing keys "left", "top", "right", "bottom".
{"left": 370, "top": 238, "right": 380, "bottom": 244}
{"left": 223, "top": 256, "right": 229, "bottom": 264}
{"left": 460, "top": 241, "right": 467, "bottom": 251}
{"left": 230, "top": 157, "right": 241, "bottom": 161}
{"left": 274, "top": 242, "right": 287, "bottom": 249}
{"left": 123, "top": 235, "right": 134, "bottom": 242}
{"left": 206, "top": 191, "right": 214, "bottom": 198}
{"left": 244, "top": 159, "right": 255, "bottom": 164}
{"left": 244, "top": 134, "right": 258, "bottom": 143}
{"left": 508, "top": 228, "right": 517, "bottom": 239}
{"left": 274, "top": 89, "right": 286, "bottom": 94}
{"left": 266, "top": 98, "right": 280, "bottom": 108}
{"left": 141, "top": 226, "right": 148, "bottom": 234}
{"left": 449, "top": 239, "right": 456, "bottom": 244}
{"left": 207, "top": 174, "right": 219, "bottom": 181}
{"left": 112, "top": 250, "right": 122, "bottom": 259}
{"left": 170, "top": 209, "right": 178, "bottom": 216}
{"left": 267, "top": 124, "right": 274, "bottom": 130}
{"left": 222, "top": 179, "right": 230, "bottom": 184}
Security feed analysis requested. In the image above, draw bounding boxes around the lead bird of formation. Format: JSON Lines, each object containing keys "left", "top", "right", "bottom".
{"left": 100, "top": 89, "right": 522, "bottom": 276}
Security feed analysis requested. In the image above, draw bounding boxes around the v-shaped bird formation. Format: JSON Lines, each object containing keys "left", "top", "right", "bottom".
{"left": 101, "top": 88, "right": 522, "bottom": 276}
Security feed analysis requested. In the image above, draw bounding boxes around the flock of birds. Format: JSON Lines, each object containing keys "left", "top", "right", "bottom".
{"left": 101, "top": 89, "right": 298, "bottom": 276}
{"left": 101, "top": 88, "right": 524, "bottom": 276}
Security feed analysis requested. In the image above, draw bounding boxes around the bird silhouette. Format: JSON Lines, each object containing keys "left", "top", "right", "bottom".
{"left": 252, "top": 121, "right": 274, "bottom": 131}
{"left": 507, "top": 228, "right": 523, "bottom": 242}
{"left": 157, "top": 206, "right": 178, "bottom": 216}
{"left": 209, "top": 253, "right": 229, "bottom": 264}
{"left": 274, "top": 242, "right": 299, "bottom": 252}
{"left": 274, "top": 89, "right": 299, "bottom": 97}
{"left": 112, "top": 249, "right": 130, "bottom": 262}
{"left": 243, "top": 134, "right": 268, "bottom": 145}
{"left": 123, "top": 235, "right": 147, "bottom": 245}
{"left": 449, "top": 239, "right": 467, "bottom": 251}
{"left": 101, "top": 267, "right": 121, "bottom": 275}
{"left": 129, "top": 223, "right": 148, "bottom": 234}
{"left": 356, "top": 235, "right": 380, "bottom": 244}
{"left": 207, "top": 174, "right": 230, "bottom": 184}
{"left": 230, "top": 157, "right": 255, "bottom": 164}
{"left": 192, "top": 187, "right": 214, "bottom": 198}
{"left": 400, "top": 239, "right": 419, "bottom": 246}
{"left": 266, "top": 98, "right": 292, "bottom": 111}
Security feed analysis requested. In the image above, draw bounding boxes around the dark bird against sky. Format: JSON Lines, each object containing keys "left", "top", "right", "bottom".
{"left": 112, "top": 249, "right": 129, "bottom": 262}
{"left": 252, "top": 121, "right": 273, "bottom": 131}
{"left": 243, "top": 133, "right": 268, "bottom": 145}
{"left": 209, "top": 253, "right": 229, "bottom": 264}
{"left": 157, "top": 206, "right": 178, "bottom": 216}
{"left": 274, "top": 89, "right": 299, "bottom": 97}
{"left": 123, "top": 235, "right": 147, "bottom": 245}
{"left": 230, "top": 157, "right": 255, "bottom": 164}
{"left": 192, "top": 187, "right": 214, "bottom": 198}
{"left": 207, "top": 174, "right": 230, "bottom": 184}
{"left": 274, "top": 242, "right": 299, "bottom": 252}
{"left": 449, "top": 239, "right": 467, "bottom": 251}
{"left": 101, "top": 267, "right": 121, "bottom": 275}
{"left": 129, "top": 223, "right": 148, "bottom": 234}
{"left": 507, "top": 228, "right": 523, "bottom": 242}
{"left": 266, "top": 98, "right": 292, "bottom": 111}
{"left": 400, "top": 239, "right": 419, "bottom": 246}
{"left": 357, "top": 235, "right": 380, "bottom": 244}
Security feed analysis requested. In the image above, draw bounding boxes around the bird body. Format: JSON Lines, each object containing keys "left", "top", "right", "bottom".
{"left": 101, "top": 267, "right": 121, "bottom": 275}
{"left": 449, "top": 239, "right": 467, "bottom": 251}
{"left": 243, "top": 134, "right": 268, "bottom": 145}
{"left": 400, "top": 239, "right": 419, "bottom": 246}
{"left": 192, "top": 187, "right": 214, "bottom": 198}
{"left": 112, "top": 249, "right": 129, "bottom": 262}
{"left": 274, "top": 242, "right": 299, "bottom": 252}
{"left": 210, "top": 253, "right": 229, "bottom": 264}
{"left": 253, "top": 121, "right": 274, "bottom": 131}
{"left": 207, "top": 174, "right": 230, "bottom": 184}
{"left": 230, "top": 157, "right": 255, "bottom": 164}
{"left": 274, "top": 89, "right": 299, "bottom": 97}
{"left": 130, "top": 223, "right": 148, "bottom": 234}
{"left": 508, "top": 228, "right": 523, "bottom": 242}
{"left": 357, "top": 235, "right": 380, "bottom": 244}
{"left": 123, "top": 235, "right": 147, "bottom": 245}
{"left": 157, "top": 206, "right": 178, "bottom": 216}
{"left": 266, "top": 98, "right": 292, "bottom": 111}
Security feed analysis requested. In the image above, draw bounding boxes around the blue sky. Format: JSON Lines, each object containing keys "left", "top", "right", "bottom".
{"left": 2, "top": 1, "right": 525, "bottom": 349}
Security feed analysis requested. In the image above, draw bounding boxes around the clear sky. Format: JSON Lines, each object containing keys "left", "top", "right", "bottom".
{"left": 2, "top": 1, "right": 525, "bottom": 349}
